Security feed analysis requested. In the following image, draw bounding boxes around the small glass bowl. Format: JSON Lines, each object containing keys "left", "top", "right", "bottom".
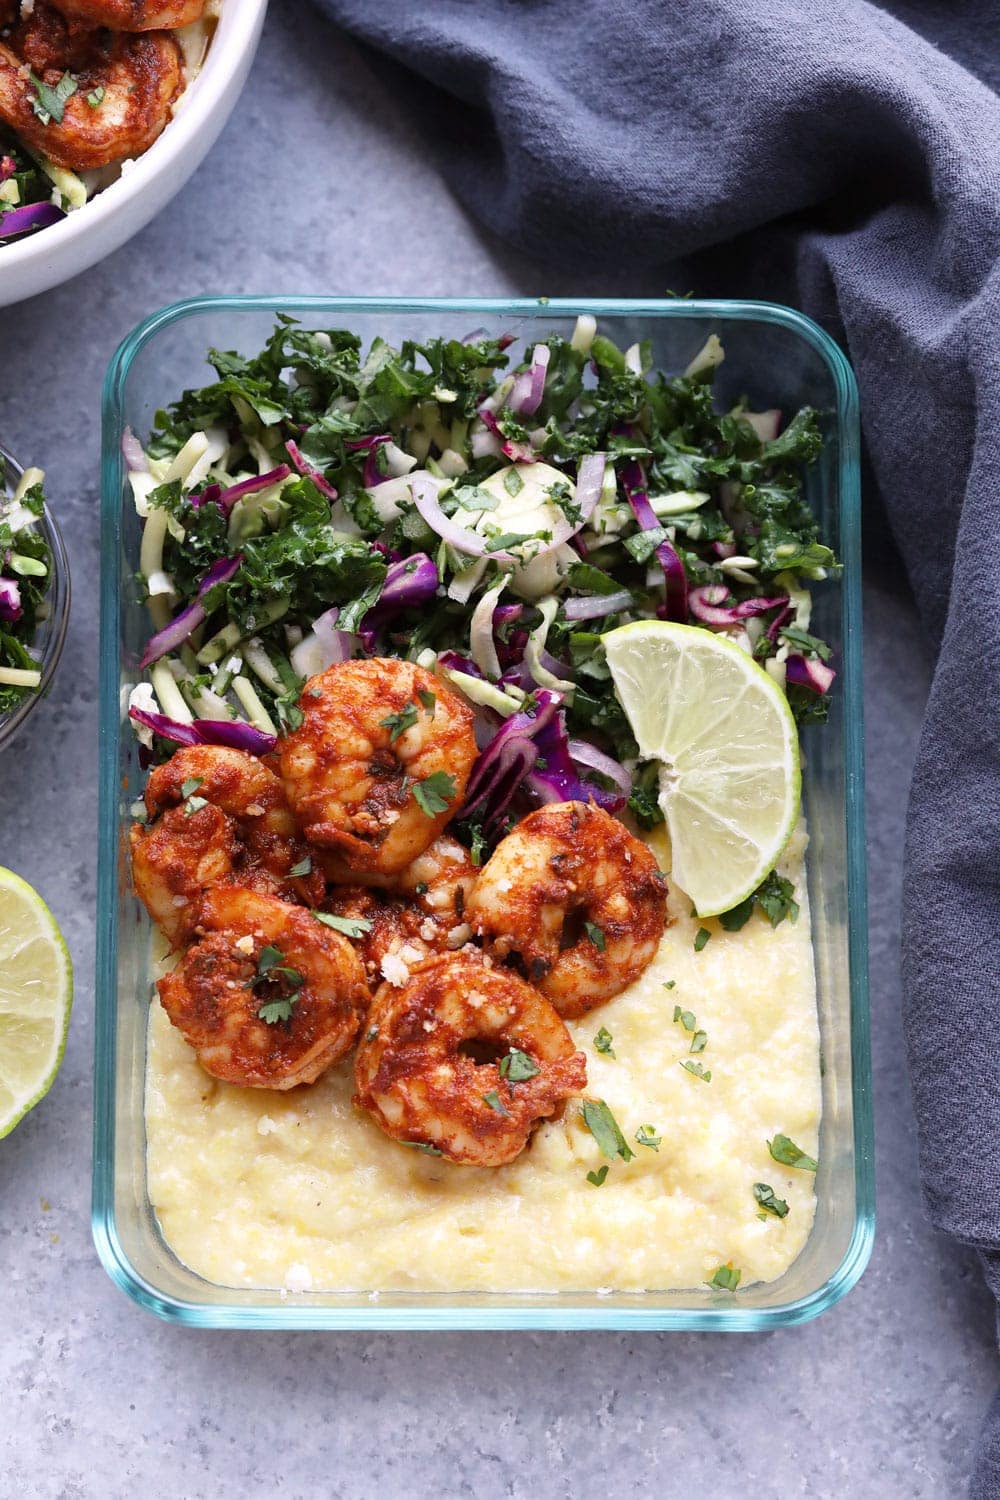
{"left": 0, "top": 445, "right": 71, "bottom": 751}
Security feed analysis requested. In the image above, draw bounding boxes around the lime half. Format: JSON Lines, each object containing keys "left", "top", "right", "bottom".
{"left": 0, "top": 868, "right": 73, "bottom": 1139}
{"left": 604, "top": 621, "right": 801, "bottom": 917}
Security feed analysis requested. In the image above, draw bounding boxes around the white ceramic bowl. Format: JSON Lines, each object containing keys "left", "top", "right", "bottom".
{"left": 0, "top": 0, "right": 268, "bottom": 308}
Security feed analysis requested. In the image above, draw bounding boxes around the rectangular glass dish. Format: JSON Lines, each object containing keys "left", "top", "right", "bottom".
{"left": 94, "top": 296, "right": 873, "bottom": 1329}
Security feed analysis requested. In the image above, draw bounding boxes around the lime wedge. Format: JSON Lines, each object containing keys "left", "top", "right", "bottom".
{"left": 0, "top": 868, "right": 73, "bottom": 1139}
{"left": 604, "top": 621, "right": 800, "bottom": 917}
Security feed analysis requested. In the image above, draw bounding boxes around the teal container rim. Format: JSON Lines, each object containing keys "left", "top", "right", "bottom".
{"left": 94, "top": 295, "right": 873, "bottom": 1330}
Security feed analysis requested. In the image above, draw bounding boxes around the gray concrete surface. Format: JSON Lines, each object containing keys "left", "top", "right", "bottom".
{"left": 0, "top": 4, "right": 996, "bottom": 1496}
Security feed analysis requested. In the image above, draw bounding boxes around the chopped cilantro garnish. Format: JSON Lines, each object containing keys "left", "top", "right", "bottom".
{"left": 482, "top": 1090, "right": 510, "bottom": 1116}
{"left": 586, "top": 1165, "right": 610, "bottom": 1187}
{"left": 673, "top": 1006, "right": 697, "bottom": 1032}
{"left": 768, "top": 1134, "right": 817, "bottom": 1171}
{"left": 503, "top": 467, "right": 524, "bottom": 497}
{"left": 252, "top": 944, "right": 304, "bottom": 1024}
{"left": 690, "top": 1030, "right": 708, "bottom": 1054}
{"left": 288, "top": 856, "right": 313, "bottom": 878}
{"left": 499, "top": 1047, "right": 540, "bottom": 1083}
{"left": 417, "top": 688, "right": 436, "bottom": 716}
{"left": 257, "top": 995, "right": 299, "bottom": 1025}
{"left": 593, "top": 1026, "right": 616, "bottom": 1058}
{"left": 753, "top": 1182, "right": 790, "bottom": 1219}
{"left": 634, "top": 1125, "right": 661, "bottom": 1152}
{"left": 381, "top": 702, "right": 419, "bottom": 742}
{"left": 584, "top": 921, "right": 606, "bottom": 952}
{"left": 679, "top": 1060, "right": 712, "bottom": 1083}
{"left": 404, "top": 1141, "right": 443, "bottom": 1156}
{"left": 29, "top": 72, "right": 77, "bottom": 126}
{"left": 86, "top": 86, "right": 105, "bottom": 109}
{"left": 663, "top": 980, "right": 676, "bottom": 991}
{"left": 412, "top": 771, "right": 456, "bottom": 816}
{"left": 581, "top": 1099, "right": 634, "bottom": 1162}
{"left": 720, "top": 872, "right": 799, "bottom": 931}
{"left": 693, "top": 926, "right": 712, "bottom": 952}
{"left": 313, "top": 911, "right": 373, "bottom": 938}
{"left": 180, "top": 776, "right": 204, "bottom": 799}
{"left": 708, "top": 1263, "right": 742, "bottom": 1291}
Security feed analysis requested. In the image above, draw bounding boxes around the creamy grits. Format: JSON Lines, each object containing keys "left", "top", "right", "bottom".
{"left": 145, "top": 822, "right": 820, "bottom": 1295}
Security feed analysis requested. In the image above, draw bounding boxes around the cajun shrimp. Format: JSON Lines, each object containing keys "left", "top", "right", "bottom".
{"left": 51, "top": 1, "right": 207, "bottom": 27}
{"left": 323, "top": 835, "right": 477, "bottom": 985}
{"left": 280, "top": 659, "right": 477, "bottom": 878}
{"left": 0, "top": 3, "right": 182, "bottom": 169}
{"left": 467, "top": 801, "right": 668, "bottom": 1019}
{"left": 130, "top": 745, "right": 322, "bottom": 947}
{"left": 158, "top": 887, "right": 369, "bottom": 1090}
{"left": 354, "top": 951, "right": 587, "bottom": 1165}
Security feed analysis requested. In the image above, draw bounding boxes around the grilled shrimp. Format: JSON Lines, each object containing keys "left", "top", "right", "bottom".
{"left": 131, "top": 745, "right": 322, "bottom": 946}
{"left": 467, "top": 801, "right": 668, "bottom": 1019}
{"left": 52, "top": 1, "right": 207, "bottom": 27}
{"left": 0, "top": 3, "right": 182, "bottom": 169}
{"left": 323, "top": 836, "right": 477, "bottom": 986}
{"left": 158, "top": 887, "right": 369, "bottom": 1089}
{"left": 354, "top": 952, "right": 587, "bottom": 1165}
{"left": 281, "top": 659, "right": 477, "bottom": 878}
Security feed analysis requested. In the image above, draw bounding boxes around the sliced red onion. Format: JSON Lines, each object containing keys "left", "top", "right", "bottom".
{"left": 743, "top": 409, "right": 782, "bottom": 443}
{"left": 213, "top": 465, "right": 291, "bottom": 515}
{"left": 122, "top": 428, "right": 149, "bottom": 474}
{"left": 766, "top": 603, "right": 795, "bottom": 642}
{"left": 139, "top": 554, "right": 243, "bottom": 668}
{"left": 508, "top": 344, "right": 550, "bottom": 417}
{"left": 437, "top": 650, "right": 482, "bottom": 678}
{"left": 563, "top": 589, "right": 633, "bottom": 621}
{"left": 461, "top": 327, "right": 489, "bottom": 345}
{"left": 285, "top": 438, "right": 338, "bottom": 501}
{"left": 463, "top": 690, "right": 563, "bottom": 823}
{"left": 470, "top": 426, "right": 504, "bottom": 461}
{"left": 526, "top": 714, "right": 625, "bottom": 812}
{"left": 128, "top": 706, "right": 276, "bottom": 754}
{"left": 621, "top": 459, "right": 688, "bottom": 622}
{"left": 688, "top": 585, "right": 788, "bottom": 628}
{"left": 493, "top": 603, "right": 524, "bottom": 630}
{"left": 0, "top": 201, "right": 65, "bottom": 240}
{"left": 712, "top": 540, "right": 737, "bottom": 560}
{"left": 567, "top": 739, "right": 632, "bottom": 800}
{"left": 785, "top": 654, "right": 836, "bottom": 694}
{"left": 0, "top": 576, "right": 22, "bottom": 622}
{"left": 478, "top": 408, "right": 535, "bottom": 463}
{"left": 358, "top": 552, "right": 439, "bottom": 651}
{"left": 313, "top": 608, "right": 354, "bottom": 666}
{"left": 345, "top": 434, "right": 394, "bottom": 488}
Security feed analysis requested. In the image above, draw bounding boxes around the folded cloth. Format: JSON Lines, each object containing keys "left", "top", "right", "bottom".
{"left": 314, "top": 0, "right": 1000, "bottom": 1486}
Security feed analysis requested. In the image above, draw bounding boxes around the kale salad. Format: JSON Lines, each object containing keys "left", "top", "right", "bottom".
{"left": 125, "top": 315, "right": 838, "bottom": 915}
{"left": 0, "top": 462, "right": 54, "bottom": 715}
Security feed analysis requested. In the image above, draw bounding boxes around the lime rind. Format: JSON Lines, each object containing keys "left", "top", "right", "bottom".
{"left": 0, "top": 867, "right": 73, "bottom": 1140}
{"left": 604, "top": 621, "right": 801, "bottom": 918}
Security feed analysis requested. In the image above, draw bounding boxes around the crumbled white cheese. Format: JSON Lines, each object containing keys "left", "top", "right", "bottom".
{"left": 234, "top": 935, "right": 255, "bottom": 955}
{"left": 419, "top": 920, "right": 437, "bottom": 943}
{"left": 380, "top": 953, "right": 410, "bottom": 987}
{"left": 399, "top": 944, "right": 424, "bottom": 965}
{"left": 171, "top": 896, "right": 188, "bottom": 910}
{"left": 446, "top": 923, "right": 472, "bottom": 949}
{"left": 245, "top": 803, "right": 264, "bottom": 817}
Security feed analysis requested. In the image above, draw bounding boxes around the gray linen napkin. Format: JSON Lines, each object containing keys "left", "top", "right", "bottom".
{"left": 311, "top": 1, "right": 1000, "bottom": 1487}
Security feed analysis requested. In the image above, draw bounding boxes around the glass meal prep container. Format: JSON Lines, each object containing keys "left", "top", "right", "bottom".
{"left": 94, "top": 295, "right": 872, "bottom": 1329}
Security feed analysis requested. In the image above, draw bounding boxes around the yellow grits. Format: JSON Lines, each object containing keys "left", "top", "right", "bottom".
{"left": 145, "top": 823, "right": 819, "bottom": 1295}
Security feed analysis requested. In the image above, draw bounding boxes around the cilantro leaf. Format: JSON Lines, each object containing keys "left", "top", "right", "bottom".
{"left": 257, "top": 995, "right": 299, "bottom": 1025}
{"left": 593, "top": 1027, "right": 616, "bottom": 1058}
{"left": 499, "top": 1047, "right": 540, "bottom": 1083}
{"left": 288, "top": 856, "right": 313, "bottom": 878}
{"left": 412, "top": 771, "right": 456, "bottom": 816}
{"left": 29, "top": 72, "right": 77, "bottom": 126}
{"left": 768, "top": 1134, "right": 817, "bottom": 1171}
{"left": 707, "top": 1263, "right": 742, "bottom": 1291}
{"left": 679, "top": 1060, "right": 712, "bottom": 1083}
{"left": 381, "top": 702, "right": 419, "bottom": 743}
{"left": 693, "top": 927, "right": 712, "bottom": 952}
{"left": 753, "top": 1182, "right": 790, "bottom": 1219}
{"left": 586, "top": 1165, "right": 610, "bottom": 1187}
{"left": 313, "top": 911, "right": 373, "bottom": 939}
{"left": 584, "top": 921, "right": 606, "bottom": 952}
{"left": 581, "top": 1099, "right": 634, "bottom": 1162}
{"left": 634, "top": 1125, "right": 661, "bottom": 1152}
{"left": 482, "top": 1090, "right": 510, "bottom": 1116}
